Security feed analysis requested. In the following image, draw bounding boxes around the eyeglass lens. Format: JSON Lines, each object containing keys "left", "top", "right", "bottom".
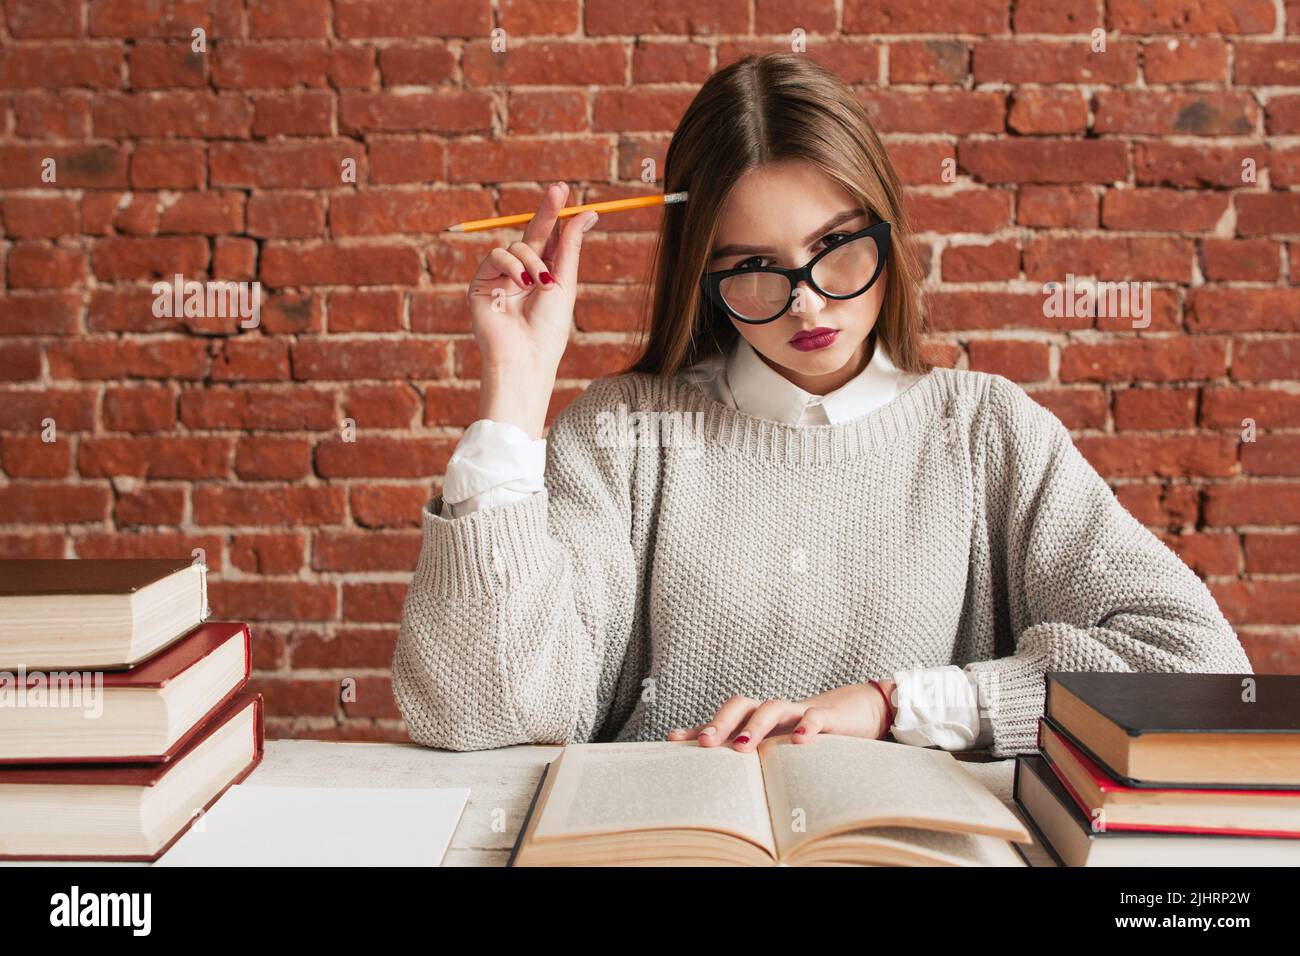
{"left": 717, "top": 232, "right": 882, "bottom": 322}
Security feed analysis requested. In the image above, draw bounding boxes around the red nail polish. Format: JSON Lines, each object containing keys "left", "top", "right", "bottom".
{"left": 735, "top": 735, "right": 749, "bottom": 745}
{"left": 521, "top": 272, "right": 533, "bottom": 286}
{"left": 793, "top": 727, "right": 806, "bottom": 735}
{"left": 540, "top": 271, "right": 555, "bottom": 284}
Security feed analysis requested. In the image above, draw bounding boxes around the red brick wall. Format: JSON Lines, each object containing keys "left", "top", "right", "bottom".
{"left": 0, "top": 1, "right": 1297, "bottom": 742}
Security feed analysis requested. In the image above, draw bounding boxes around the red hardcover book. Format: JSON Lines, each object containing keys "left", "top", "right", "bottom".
{"left": 0, "top": 692, "right": 264, "bottom": 861}
{"left": 1038, "top": 715, "right": 1300, "bottom": 839}
{"left": 0, "top": 621, "right": 252, "bottom": 764}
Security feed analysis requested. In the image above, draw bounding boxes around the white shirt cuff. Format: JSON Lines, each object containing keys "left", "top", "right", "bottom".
{"left": 440, "top": 419, "right": 546, "bottom": 518}
{"left": 888, "top": 665, "right": 986, "bottom": 751}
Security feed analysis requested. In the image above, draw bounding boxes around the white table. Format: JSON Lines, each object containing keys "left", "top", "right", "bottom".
{"left": 243, "top": 739, "right": 1056, "bottom": 867}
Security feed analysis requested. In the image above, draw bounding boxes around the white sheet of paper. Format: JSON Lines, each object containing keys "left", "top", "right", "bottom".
{"left": 154, "top": 783, "right": 470, "bottom": 867}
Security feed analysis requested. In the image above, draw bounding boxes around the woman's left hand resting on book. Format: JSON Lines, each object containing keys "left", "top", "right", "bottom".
{"left": 666, "top": 680, "right": 896, "bottom": 752}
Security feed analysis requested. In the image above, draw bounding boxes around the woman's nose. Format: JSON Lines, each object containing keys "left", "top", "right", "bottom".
{"left": 790, "top": 280, "right": 826, "bottom": 316}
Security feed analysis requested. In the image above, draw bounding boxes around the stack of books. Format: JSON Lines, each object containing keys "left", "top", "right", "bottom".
{"left": 0, "top": 558, "right": 264, "bottom": 861}
{"left": 1013, "top": 671, "right": 1300, "bottom": 866}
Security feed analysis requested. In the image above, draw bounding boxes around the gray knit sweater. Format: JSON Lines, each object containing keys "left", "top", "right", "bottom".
{"left": 392, "top": 366, "right": 1251, "bottom": 758}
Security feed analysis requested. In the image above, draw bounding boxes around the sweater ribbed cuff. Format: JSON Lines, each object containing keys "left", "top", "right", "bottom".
{"left": 963, "top": 636, "right": 1051, "bottom": 758}
{"left": 420, "top": 490, "right": 556, "bottom": 602}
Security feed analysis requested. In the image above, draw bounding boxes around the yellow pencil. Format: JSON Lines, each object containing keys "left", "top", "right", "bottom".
{"left": 445, "top": 191, "right": 689, "bottom": 232}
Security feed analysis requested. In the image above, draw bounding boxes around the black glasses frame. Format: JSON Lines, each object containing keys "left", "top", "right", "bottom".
{"left": 700, "top": 220, "right": 892, "bottom": 325}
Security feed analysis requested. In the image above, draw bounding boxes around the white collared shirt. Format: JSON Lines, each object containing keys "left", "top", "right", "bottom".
{"left": 438, "top": 334, "right": 993, "bottom": 751}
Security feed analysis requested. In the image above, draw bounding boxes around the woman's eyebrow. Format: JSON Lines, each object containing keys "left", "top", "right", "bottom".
{"left": 708, "top": 207, "right": 868, "bottom": 262}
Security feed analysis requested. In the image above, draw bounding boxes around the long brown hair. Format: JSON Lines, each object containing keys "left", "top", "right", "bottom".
{"left": 626, "top": 52, "right": 932, "bottom": 379}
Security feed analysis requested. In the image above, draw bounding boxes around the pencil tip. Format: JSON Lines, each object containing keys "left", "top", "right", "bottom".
{"left": 447, "top": 224, "right": 463, "bottom": 232}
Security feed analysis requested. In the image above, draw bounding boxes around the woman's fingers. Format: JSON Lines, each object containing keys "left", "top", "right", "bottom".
{"left": 731, "top": 699, "right": 802, "bottom": 752}
{"left": 791, "top": 706, "right": 830, "bottom": 744}
{"left": 508, "top": 240, "right": 552, "bottom": 287}
{"left": 521, "top": 182, "right": 567, "bottom": 256}
{"left": 696, "top": 695, "right": 758, "bottom": 747}
{"left": 548, "top": 209, "right": 597, "bottom": 289}
{"left": 483, "top": 246, "right": 533, "bottom": 292}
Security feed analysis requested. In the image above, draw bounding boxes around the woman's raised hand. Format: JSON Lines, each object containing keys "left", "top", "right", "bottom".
{"left": 467, "top": 181, "right": 598, "bottom": 439}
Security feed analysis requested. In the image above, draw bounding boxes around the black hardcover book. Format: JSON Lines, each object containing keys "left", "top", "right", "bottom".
{"left": 1044, "top": 671, "right": 1300, "bottom": 789}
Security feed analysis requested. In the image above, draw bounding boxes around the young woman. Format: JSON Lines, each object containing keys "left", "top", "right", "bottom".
{"left": 392, "top": 53, "right": 1251, "bottom": 759}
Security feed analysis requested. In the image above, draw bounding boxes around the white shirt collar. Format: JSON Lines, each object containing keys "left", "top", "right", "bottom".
{"left": 723, "top": 333, "right": 913, "bottom": 425}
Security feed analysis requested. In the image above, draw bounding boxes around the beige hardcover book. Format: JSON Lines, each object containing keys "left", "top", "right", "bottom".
{"left": 513, "top": 734, "right": 1032, "bottom": 866}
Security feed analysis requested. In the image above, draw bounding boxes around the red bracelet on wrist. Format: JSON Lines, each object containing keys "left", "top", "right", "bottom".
{"left": 867, "top": 679, "right": 894, "bottom": 740}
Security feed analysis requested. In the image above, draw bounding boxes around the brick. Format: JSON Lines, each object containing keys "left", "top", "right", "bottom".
{"left": 78, "top": 436, "right": 231, "bottom": 479}
{"left": 1101, "top": 189, "right": 1229, "bottom": 232}
{"left": 211, "top": 141, "right": 363, "bottom": 189}
{"left": 193, "top": 485, "right": 346, "bottom": 526}
{"left": 247, "top": 193, "right": 325, "bottom": 238}
{"left": 128, "top": 43, "right": 207, "bottom": 88}
{"left": 329, "top": 190, "right": 488, "bottom": 236}
{"left": 1188, "top": 289, "right": 1300, "bottom": 332}
{"left": 1016, "top": 185, "right": 1098, "bottom": 228}
{"left": 1109, "top": 0, "right": 1275, "bottom": 33}
{"left": 235, "top": 437, "right": 312, "bottom": 480}
{"left": 862, "top": 91, "right": 1004, "bottom": 135}
{"left": 179, "top": 386, "right": 336, "bottom": 430}
{"left": 377, "top": 43, "right": 457, "bottom": 85}
{"left": 0, "top": 483, "right": 109, "bottom": 522}
{"left": 252, "top": 91, "right": 334, "bottom": 137}
{"left": 0, "top": 44, "right": 122, "bottom": 89}
{"left": 14, "top": 92, "right": 91, "bottom": 137}
{"left": 1233, "top": 339, "right": 1300, "bottom": 381}
{"left": 262, "top": 244, "right": 423, "bottom": 287}
{"left": 248, "top": 0, "right": 329, "bottom": 38}
{"left": 92, "top": 91, "right": 253, "bottom": 138}
{"left": 1, "top": 198, "right": 79, "bottom": 238}
{"left": 328, "top": 291, "right": 404, "bottom": 333}
{"left": 316, "top": 437, "right": 451, "bottom": 478}
{"left": 230, "top": 532, "right": 306, "bottom": 574}
{"left": 1200, "top": 239, "right": 1280, "bottom": 282}
{"left": 1007, "top": 89, "right": 1088, "bottom": 135}
{"left": 967, "top": 340, "right": 1049, "bottom": 381}
{"left": 1061, "top": 339, "right": 1228, "bottom": 382}
{"left": 0, "top": 144, "right": 127, "bottom": 188}
{"left": 335, "top": 0, "right": 490, "bottom": 38}
{"left": 1236, "top": 193, "right": 1300, "bottom": 237}
{"left": 1, "top": 436, "right": 71, "bottom": 478}
{"left": 843, "top": 0, "right": 1007, "bottom": 33}
{"left": 7, "top": 243, "right": 86, "bottom": 288}
{"left": 103, "top": 385, "right": 178, "bottom": 431}
{"left": 584, "top": 0, "right": 747, "bottom": 34}
{"left": 1134, "top": 143, "right": 1263, "bottom": 188}
{"left": 941, "top": 241, "right": 1020, "bottom": 282}
{"left": 130, "top": 142, "right": 205, "bottom": 188}
{"left": 960, "top": 140, "right": 1128, "bottom": 185}
{"left": 973, "top": 41, "right": 1138, "bottom": 84}
{"left": 1143, "top": 38, "right": 1228, "bottom": 83}
{"left": 91, "top": 236, "right": 209, "bottom": 280}
{"left": 344, "top": 383, "right": 421, "bottom": 426}
{"left": 1113, "top": 387, "right": 1198, "bottom": 430}
{"left": 291, "top": 339, "right": 448, "bottom": 380}
{"left": 1094, "top": 91, "right": 1258, "bottom": 136}
{"left": 465, "top": 40, "right": 626, "bottom": 86}
{"left": 7, "top": 0, "right": 82, "bottom": 38}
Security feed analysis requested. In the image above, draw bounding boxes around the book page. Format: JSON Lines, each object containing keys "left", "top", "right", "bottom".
{"left": 532, "top": 741, "right": 775, "bottom": 855}
{"left": 758, "top": 734, "right": 1028, "bottom": 859}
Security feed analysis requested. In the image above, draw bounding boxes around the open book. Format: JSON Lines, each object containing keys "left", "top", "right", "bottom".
{"left": 511, "top": 734, "right": 1032, "bottom": 866}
